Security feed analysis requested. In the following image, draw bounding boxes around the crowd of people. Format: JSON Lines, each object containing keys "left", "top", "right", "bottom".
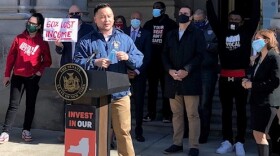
{"left": 0, "top": 1, "right": 280, "bottom": 156}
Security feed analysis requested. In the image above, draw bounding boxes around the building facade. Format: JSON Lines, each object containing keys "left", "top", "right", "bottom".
{"left": 0, "top": 0, "right": 278, "bottom": 130}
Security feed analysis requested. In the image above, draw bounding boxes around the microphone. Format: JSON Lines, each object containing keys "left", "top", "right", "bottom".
{"left": 86, "top": 50, "right": 98, "bottom": 63}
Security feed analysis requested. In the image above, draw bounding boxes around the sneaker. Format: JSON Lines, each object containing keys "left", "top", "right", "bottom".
{"left": 143, "top": 114, "right": 155, "bottom": 122}
{"left": 22, "top": 130, "right": 32, "bottom": 142}
{"left": 188, "top": 148, "right": 199, "bottom": 156}
{"left": 162, "top": 117, "right": 171, "bottom": 123}
{"left": 163, "top": 144, "right": 183, "bottom": 154}
{"left": 216, "top": 140, "right": 233, "bottom": 154}
{"left": 0, "top": 132, "right": 9, "bottom": 143}
{"left": 234, "top": 142, "right": 245, "bottom": 156}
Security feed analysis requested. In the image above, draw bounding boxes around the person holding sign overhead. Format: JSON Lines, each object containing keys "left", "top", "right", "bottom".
{"left": 55, "top": 4, "right": 94, "bottom": 66}
{"left": 53, "top": 4, "right": 94, "bottom": 143}
{"left": 0, "top": 12, "right": 52, "bottom": 143}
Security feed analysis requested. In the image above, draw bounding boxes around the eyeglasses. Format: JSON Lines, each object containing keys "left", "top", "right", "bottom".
{"left": 68, "top": 12, "right": 81, "bottom": 16}
{"left": 27, "top": 21, "right": 38, "bottom": 26}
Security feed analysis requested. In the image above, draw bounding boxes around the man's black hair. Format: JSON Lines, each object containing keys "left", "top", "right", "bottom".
{"left": 94, "top": 3, "right": 110, "bottom": 16}
{"left": 153, "top": 1, "right": 166, "bottom": 9}
{"left": 180, "top": 5, "right": 193, "bottom": 16}
{"left": 228, "top": 10, "right": 244, "bottom": 21}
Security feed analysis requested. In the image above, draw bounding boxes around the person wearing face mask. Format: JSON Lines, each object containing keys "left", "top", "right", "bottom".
{"left": 55, "top": 4, "right": 94, "bottom": 67}
{"left": 143, "top": 1, "right": 177, "bottom": 124}
{"left": 162, "top": 6, "right": 206, "bottom": 156}
{"left": 193, "top": 9, "right": 218, "bottom": 144}
{"left": 241, "top": 29, "right": 280, "bottom": 156}
{"left": 123, "top": 11, "right": 152, "bottom": 142}
{"left": 0, "top": 12, "right": 52, "bottom": 143}
{"left": 54, "top": 4, "right": 94, "bottom": 143}
{"left": 206, "top": 0, "right": 260, "bottom": 155}
{"left": 114, "top": 15, "right": 127, "bottom": 30}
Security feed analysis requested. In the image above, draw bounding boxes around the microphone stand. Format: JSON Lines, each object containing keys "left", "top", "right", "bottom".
{"left": 85, "top": 50, "right": 98, "bottom": 70}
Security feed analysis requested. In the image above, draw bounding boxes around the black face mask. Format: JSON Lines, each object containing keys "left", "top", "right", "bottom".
{"left": 228, "top": 22, "right": 239, "bottom": 30}
{"left": 178, "top": 14, "right": 189, "bottom": 23}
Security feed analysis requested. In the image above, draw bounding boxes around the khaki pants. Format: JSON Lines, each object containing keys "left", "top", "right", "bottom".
{"left": 170, "top": 95, "right": 200, "bottom": 148}
{"left": 111, "top": 95, "right": 135, "bottom": 156}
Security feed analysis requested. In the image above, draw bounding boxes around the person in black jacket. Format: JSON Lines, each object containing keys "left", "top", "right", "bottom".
{"left": 242, "top": 29, "right": 280, "bottom": 156}
{"left": 123, "top": 11, "right": 152, "bottom": 142}
{"left": 55, "top": 4, "right": 94, "bottom": 66}
{"left": 162, "top": 6, "right": 206, "bottom": 156}
{"left": 54, "top": 4, "right": 94, "bottom": 142}
{"left": 143, "top": 1, "right": 177, "bottom": 123}
{"left": 206, "top": 0, "right": 260, "bottom": 155}
{"left": 193, "top": 8, "right": 219, "bottom": 144}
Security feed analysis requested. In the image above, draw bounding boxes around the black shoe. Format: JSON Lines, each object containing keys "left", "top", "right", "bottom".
{"left": 188, "top": 148, "right": 199, "bottom": 156}
{"left": 199, "top": 136, "right": 208, "bottom": 144}
{"left": 135, "top": 135, "right": 145, "bottom": 142}
{"left": 163, "top": 144, "right": 183, "bottom": 154}
{"left": 143, "top": 114, "right": 155, "bottom": 122}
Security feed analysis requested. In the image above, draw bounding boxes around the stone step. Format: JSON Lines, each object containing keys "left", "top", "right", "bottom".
{"left": 131, "top": 82, "right": 252, "bottom": 134}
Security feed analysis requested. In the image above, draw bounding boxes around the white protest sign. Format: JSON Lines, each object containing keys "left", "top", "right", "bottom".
{"left": 43, "top": 18, "right": 78, "bottom": 42}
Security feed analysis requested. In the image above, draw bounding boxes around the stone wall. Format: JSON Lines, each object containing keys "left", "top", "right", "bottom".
{"left": 88, "top": 0, "right": 176, "bottom": 26}
{"left": 0, "top": 0, "right": 245, "bottom": 132}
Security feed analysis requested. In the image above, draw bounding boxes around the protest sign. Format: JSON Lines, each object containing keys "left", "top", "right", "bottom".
{"left": 43, "top": 18, "right": 78, "bottom": 42}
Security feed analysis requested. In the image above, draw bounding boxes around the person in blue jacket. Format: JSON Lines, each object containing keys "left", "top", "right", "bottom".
{"left": 73, "top": 3, "right": 143, "bottom": 156}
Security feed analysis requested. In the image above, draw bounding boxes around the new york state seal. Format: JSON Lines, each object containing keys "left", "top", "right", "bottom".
{"left": 55, "top": 63, "right": 88, "bottom": 101}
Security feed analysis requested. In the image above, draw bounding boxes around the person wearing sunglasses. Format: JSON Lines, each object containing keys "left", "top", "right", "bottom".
{"left": 55, "top": 4, "right": 94, "bottom": 67}
{"left": 54, "top": 4, "right": 95, "bottom": 143}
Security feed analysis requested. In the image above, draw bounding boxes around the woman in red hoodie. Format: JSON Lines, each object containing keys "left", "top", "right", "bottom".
{"left": 0, "top": 12, "right": 52, "bottom": 143}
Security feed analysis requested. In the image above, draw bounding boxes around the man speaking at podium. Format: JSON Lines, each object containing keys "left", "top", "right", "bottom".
{"left": 73, "top": 3, "right": 143, "bottom": 156}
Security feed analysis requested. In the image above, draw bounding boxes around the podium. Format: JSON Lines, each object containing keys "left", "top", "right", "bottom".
{"left": 39, "top": 67, "right": 130, "bottom": 156}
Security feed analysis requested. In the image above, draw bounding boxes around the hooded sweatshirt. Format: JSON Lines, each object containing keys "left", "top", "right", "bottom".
{"left": 5, "top": 31, "right": 52, "bottom": 77}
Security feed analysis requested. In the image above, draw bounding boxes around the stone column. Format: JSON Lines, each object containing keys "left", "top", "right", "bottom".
{"left": 18, "top": 0, "right": 32, "bottom": 13}
{"left": 266, "top": 0, "right": 278, "bottom": 29}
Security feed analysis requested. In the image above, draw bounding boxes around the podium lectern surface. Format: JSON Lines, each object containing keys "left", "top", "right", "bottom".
{"left": 39, "top": 67, "right": 130, "bottom": 97}
{"left": 39, "top": 67, "right": 130, "bottom": 156}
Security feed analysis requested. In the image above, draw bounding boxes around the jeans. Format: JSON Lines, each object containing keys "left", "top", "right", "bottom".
{"left": 199, "top": 70, "right": 218, "bottom": 139}
{"left": 219, "top": 77, "right": 248, "bottom": 143}
{"left": 2, "top": 74, "right": 40, "bottom": 132}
